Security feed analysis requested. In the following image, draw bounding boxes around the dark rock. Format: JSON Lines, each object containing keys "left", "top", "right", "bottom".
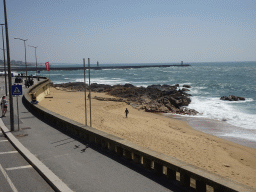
{"left": 179, "top": 107, "right": 199, "bottom": 115}
{"left": 145, "top": 100, "right": 169, "bottom": 113}
{"left": 147, "top": 84, "right": 172, "bottom": 92}
{"left": 220, "top": 95, "right": 245, "bottom": 101}
{"left": 168, "top": 97, "right": 182, "bottom": 108}
{"left": 53, "top": 82, "right": 197, "bottom": 115}
{"left": 183, "top": 85, "right": 191, "bottom": 88}
{"left": 181, "top": 88, "right": 190, "bottom": 92}
{"left": 147, "top": 84, "right": 162, "bottom": 90}
{"left": 124, "top": 83, "right": 134, "bottom": 88}
{"left": 237, "top": 96, "right": 245, "bottom": 100}
{"left": 220, "top": 96, "right": 229, "bottom": 100}
{"left": 165, "top": 103, "right": 177, "bottom": 112}
{"left": 94, "top": 96, "right": 124, "bottom": 102}
{"left": 181, "top": 98, "right": 191, "bottom": 106}
{"left": 228, "top": 95, "right": 238, "bottom": 101}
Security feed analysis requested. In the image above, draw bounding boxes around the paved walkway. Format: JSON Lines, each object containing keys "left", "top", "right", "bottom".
{"left": 0, "top": 78, "right": 190, "bottom": 192}
{"left": 0, "top": 131, "right": 54, "bottom": 192}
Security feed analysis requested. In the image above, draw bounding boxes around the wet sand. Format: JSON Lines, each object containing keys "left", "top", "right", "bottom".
{"left": 39, "top": 88, "right": 256, "bottom": 188}
{"left": 168, "top": 115, "right": 256, "bottom": 150}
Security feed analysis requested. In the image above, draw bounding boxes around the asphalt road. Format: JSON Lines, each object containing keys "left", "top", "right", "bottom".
{"left": 0, "top": 131, "right": 54, "bottom": 192}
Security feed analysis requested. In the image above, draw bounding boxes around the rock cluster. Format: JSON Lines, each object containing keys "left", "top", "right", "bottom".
{"left": 52, "top": 82, "right": 198, "bottom": 115}
{"left": 220, "top": 95, "right": 245, "bottom": 101}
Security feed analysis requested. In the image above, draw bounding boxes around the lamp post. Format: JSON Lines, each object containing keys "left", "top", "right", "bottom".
{"left": 14, "top": 37, "right": 28, "bottom": 81}
{"left": 3, "top": 0, "right": 14, "bottom": 131}
{"left": 0, "top": 48, "right": 7, "bottom": 94}
{"left": 28, "top": 45, "right": 38, "bottom": 77}
{"left": 0, "top": 24, "right": 7, "bottom": 96}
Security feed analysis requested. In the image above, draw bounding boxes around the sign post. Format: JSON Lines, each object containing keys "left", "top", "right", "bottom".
{"left": 16, "top": 96, "right": 19, "bottom": 130}
{"left": 11, "top": 85, "right": 22, "bottom": 131}
{"left": 83, "top": 58, "right": 87, "bottom": 126}
{"left": 88, "top": 58, "right": 92, "bottom": 127}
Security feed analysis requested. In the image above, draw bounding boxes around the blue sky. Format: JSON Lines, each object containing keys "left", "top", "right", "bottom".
{"left": 0, "top": 0, "right": 255, "bottom": 64}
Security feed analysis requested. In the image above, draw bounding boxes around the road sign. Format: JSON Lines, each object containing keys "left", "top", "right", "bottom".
{"left": 11, "top": 85, "right": 22, "bottom": 96}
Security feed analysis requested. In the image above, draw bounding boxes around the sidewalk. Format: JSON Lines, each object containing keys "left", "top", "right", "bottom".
{"left": 0, "top": 129, "right": 55, "bottom": 192}
{"left": 0, "top": 78, "right": 187, "bottom": 192}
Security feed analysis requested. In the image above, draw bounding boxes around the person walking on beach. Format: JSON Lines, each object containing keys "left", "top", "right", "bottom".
{"left": 125, "top": 108, "right": 129, "bottom": 118}
{"left": 1, "top": 96, "right": 7, "bottom": 117}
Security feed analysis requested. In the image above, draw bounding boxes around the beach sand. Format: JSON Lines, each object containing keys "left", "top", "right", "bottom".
{"left": 39, "top": 87, "right": 256, "bottom": 188}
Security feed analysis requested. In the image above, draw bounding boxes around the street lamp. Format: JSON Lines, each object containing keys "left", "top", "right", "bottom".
{"left": 28, "top": 45, "right": 38, "bottom": 77}
{"left": 0, "top": 24, "right": 7, "bottom": 96}
{"left": 3, "top": 0, "right": 15, "bottom": 132}
{"left": 0, "top": 48, "right": 7, "bottom": 95}
{"left": 14, "top": 37, "right": 28, "bottom": 81}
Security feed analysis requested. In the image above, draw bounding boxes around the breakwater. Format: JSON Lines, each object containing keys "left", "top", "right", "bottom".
{"left": 1, "top": 64, "right": 190, "bottom": 72}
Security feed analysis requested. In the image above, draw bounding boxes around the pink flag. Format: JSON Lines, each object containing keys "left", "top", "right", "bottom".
{"left": 45, "top": 62, "right": 49, "bottom": 71}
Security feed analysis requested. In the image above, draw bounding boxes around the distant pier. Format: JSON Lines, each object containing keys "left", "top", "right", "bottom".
{"left": 1, "top": 64, "right": 190, "bottom": 72}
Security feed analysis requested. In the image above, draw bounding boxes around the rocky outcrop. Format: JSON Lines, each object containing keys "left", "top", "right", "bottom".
{"left": 220, "top": 95, "right": 245, "bottom": 101}
{"left": 52, "top": 82, "right": 198, "bottom": 115}
{"left": 93, "top": 96, "right": 124, "bottom": 102}
{"left": 145, "top": 100, "right": 169, "bottom": 113}
{"left": 183, "top": 84, "right": 191, "bottom": 88}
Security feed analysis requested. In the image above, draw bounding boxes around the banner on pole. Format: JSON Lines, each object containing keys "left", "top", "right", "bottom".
{"left": 45, "top": 62, "right": 49, "bottom": 71}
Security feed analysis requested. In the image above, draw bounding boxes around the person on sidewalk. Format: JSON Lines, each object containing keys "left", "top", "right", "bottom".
{"left": 1, "top": 96, "right": 7, "bottom": 117}
{"left": 31, "top": 94, "right": 38, "bottom": 104}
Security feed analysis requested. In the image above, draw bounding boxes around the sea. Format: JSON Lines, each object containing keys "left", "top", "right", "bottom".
{"left": 11, "top": 61, "right": 256, "bottom": 142}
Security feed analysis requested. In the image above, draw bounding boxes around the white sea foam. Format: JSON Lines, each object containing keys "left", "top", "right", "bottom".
{"left": 54, "top": 80, "right": 67, "bottom": 84}
{"left": 44, "top": 73, "right": 62, "bottom": 76}
{"left": 189, "top": 86, "right": 208, "bottom": 95}
{"left": 0, "top": 71, "right": 19, "bottom": 76}
{"left": 179, "top": 82, "right": 192, "bottom": 86}
{"left": 13, "top": 72, "right": 19, "bottom": 76}
{"left": 188, "top": 96, "right": 256, "bottom": 130}
{"left": 75, "top": 77, "right": 125, "bottom": 85}
{"left": 226, "top": 98, "right": 254, "bottom": 103}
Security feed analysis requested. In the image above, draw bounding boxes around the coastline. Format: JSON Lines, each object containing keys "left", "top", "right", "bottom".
{"left": 165, "top": 114, "right": 256, "bottom": 150}
{"left": 39, "top": 87, "right": 256, "bottom": 188}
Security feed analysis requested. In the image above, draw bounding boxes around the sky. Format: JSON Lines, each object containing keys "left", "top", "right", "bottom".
{"left": 0, "top": 0, "right": 255, "bottom": 64}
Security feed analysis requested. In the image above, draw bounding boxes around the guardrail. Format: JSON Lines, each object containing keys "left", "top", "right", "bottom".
{"left": 23, "top": 79, "right": 256, "bottom": 192}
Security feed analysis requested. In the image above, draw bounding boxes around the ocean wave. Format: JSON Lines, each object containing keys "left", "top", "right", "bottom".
{"left": 193, "top": 86, "right": 207, "bottom": 90}
{"left": 75, "top": 78, "right": 125, "bottom": 85}
{"left": 189, "top": 87, "right": 209, "bottom": 95}
{"left": 188, "top": 96, "right": 256, "bottom": 130}
{"left": 221, "top": 98, "right": 254, "bottom": 104}
{"left": 0, "top": 71, "right": 19, "bottom": 76}
{"left": 179, "top": 82, "right": 192, "bottom": 86}
{"left": 44, "top": 73, "right": 62, "bottom": 76}
{"left": 53, "top": 80, "right": 68, "bottom": 84}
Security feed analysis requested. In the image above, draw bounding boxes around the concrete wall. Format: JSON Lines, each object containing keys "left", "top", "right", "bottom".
{"left": 28, "top": 78, "right": 50, "bottom": 102}
{"left": 23, "top": 79, "right": 256, "bottom": 192}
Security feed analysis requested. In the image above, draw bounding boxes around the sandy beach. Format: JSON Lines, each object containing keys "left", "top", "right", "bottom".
{"left": 39, "top": 87, "right": 256, "bottom": 188}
